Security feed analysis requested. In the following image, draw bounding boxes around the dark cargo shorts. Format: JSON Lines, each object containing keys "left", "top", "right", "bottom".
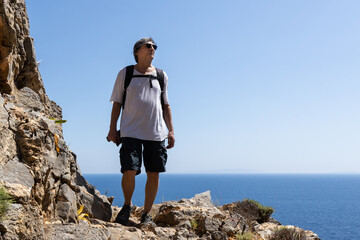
{"left": 119, "top": 137, "right": 167, "bottom": 175}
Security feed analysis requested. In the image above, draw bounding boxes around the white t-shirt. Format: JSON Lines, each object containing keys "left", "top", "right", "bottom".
{"left": 110, "top": 67, "right": 169, "bottom": 141}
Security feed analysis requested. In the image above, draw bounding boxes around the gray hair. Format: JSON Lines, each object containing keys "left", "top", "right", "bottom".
{"left": 133, "top": 37, "right": 156, "bottom": 63}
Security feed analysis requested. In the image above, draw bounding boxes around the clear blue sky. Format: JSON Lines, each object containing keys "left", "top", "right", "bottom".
{"left": 26, "top": 1, "right": 360, "bottom": 174}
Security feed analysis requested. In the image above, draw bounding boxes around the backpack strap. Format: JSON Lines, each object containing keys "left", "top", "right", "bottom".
{"left": 155, "top": 68, "right": 165, "bottom": 107}
{"left": 124, "top": 65, "right": 134, "bottom": 89}
{"left": 155, "top": 68, "right": 164, "bottom": 91}
{"left": 122, "top": 65, "right": 134, "bottom": 109}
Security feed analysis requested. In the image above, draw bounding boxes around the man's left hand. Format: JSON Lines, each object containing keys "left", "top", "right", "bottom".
{"left": 166, "top": 131, "right": 175, "bottom": 149}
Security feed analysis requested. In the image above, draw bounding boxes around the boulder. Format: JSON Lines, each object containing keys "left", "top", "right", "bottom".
{"left": 154, "top": 191, "right": 225, "bottom": 229}
{"left": 222, "top": 200, "right": 273, "bottom": 224}
{"left": 78, "top": 186, "right": 112, "bottom": 222}
{"left": 220, "top": 212, "right": 248, "bottom": 235}
{"left": 197, "top": 215, "right": 222, "bottom": 235}
{"left": 56, "top": 184, "right": 77, "bottom": 223}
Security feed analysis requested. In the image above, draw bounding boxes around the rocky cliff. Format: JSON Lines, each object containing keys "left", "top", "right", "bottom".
{"left": 0, "top": 1, "right": 320, "bottom": 239}
{"left": 0, "top": 0, "right": 112, "bottom": 238}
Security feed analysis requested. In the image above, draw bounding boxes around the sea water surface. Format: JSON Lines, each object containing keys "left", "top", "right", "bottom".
{"left": 84, "top": 174, "right": 360, "bottom": 240}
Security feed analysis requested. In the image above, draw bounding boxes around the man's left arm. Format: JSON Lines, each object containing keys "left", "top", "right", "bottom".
{"left": 163, "top": 104, "right": 175, "bottom": 149}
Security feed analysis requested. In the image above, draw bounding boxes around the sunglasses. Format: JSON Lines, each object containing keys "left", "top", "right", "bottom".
{"left": 145, "top": 43, "right": 157, "bottom": 50}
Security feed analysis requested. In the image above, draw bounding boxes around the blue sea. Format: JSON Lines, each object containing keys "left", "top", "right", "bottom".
{"left": 84, "top": 174, "right": 360, "bottom": 240}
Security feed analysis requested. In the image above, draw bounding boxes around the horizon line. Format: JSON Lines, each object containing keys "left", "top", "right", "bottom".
{"left": 82, "top": 172, "right": 360, "bottom": 175}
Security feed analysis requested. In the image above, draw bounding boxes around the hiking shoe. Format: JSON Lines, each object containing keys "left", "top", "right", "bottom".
{"left": 115, "top": 204, "right": 131, "bottom": 225}
{"left": 140, "top": 212, "right": 156, "bottom": 226}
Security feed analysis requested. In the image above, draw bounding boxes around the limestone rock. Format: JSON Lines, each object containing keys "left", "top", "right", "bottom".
{"left": 14, "top": 87, "right": 43, "bottom": 113}
{"left": 0, "top": 203, "right": 45, "bottom": 240}
{"left": 152, "top": 191, "right": 247, "bottom": 237}
{"left": 44, "top": 223, "right": 111, "bottom": 240}
{"left": 0, "top": 159, "right": 34, "bottom": 201}
{"left": 221, "top": 200, "right": 273, "bottom": 224}
{"left": 0, "top": 95, "right": 9, "bottom": 127}
{"left": 154, "top": 190, "right": 225, "bottom": 229}
{"left": 173, "top": 228, "right": 198, "bottom": 240}
{"left": 197, "top": 215, "right": 222, "bottom": 235}
{"left": 254, "top": 223, "right": 320, "bottom": 240}
{"left": 185, "top": 191, "right": 213, "bottom": 208}
{"left": 254, "top": 222, "right": 280, "bottom": 239}
{"left": 107, "top": 227, "right": 143, "bottom": 240}
{"left": 211, "top": 231, "right": 228, "bottom": 240}
{"left": 153, "top": 227, "right": 177, "bottom": 240}
{"left": 0, "top": 97, "right": 17, "bottom": 164}
{"left": 220, "top": 212, "right": 248, "bottom": 235}
{"left": 56, "top": 184, "right": 77, "bottom": 223}
{"left": 78, "top": 186, "right": 112, "bottom": 222}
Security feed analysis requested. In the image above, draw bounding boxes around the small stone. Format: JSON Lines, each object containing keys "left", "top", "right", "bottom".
{"left": 211, "top": 231, "right": 228, "bottom": 240}
{"left": 198, "top": 215, "right": 222, "bottom": 234}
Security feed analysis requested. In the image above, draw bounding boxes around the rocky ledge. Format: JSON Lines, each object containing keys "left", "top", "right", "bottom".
{"left": 42, "top": 191, "right": 320, "bottom": 240}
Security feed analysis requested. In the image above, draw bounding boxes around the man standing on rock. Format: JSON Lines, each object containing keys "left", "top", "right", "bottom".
{"left": 107, "top": 37, "right": 175, "bottom": 226}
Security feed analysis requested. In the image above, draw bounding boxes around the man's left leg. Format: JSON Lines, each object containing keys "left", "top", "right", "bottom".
{"left": 141, "top": 139, "right": 167, "bottom": 224}
{"left": 144, "top": 171, "right": 159, "bottom": 213}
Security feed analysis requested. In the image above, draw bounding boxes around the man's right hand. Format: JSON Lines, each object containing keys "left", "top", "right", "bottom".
{"left": 107, "top": 129, "right": 120, "bottom": 144}
{"left": 108, "top": 102, "right": 121, "bottom": 145}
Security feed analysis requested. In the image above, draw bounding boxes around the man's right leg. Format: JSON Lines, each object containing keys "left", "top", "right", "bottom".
{"left": 116, "top": 137, "right": 142, "bottom": 225}
{"left": 119, "top": 137, "right": 142, "bottom": 205}
{"left": 116, "top": 171, "right": 137, "bottom": 225}
{"left": 122, "top": 170, "right": 137, "bottom": 205}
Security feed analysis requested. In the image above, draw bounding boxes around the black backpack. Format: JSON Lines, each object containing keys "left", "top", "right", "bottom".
{"left": 122, "top": 65, "right": 165, "bottom": 109}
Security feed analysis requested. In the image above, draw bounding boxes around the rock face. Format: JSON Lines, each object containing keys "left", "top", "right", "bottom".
{"left": 0, "top": 0, "right": 111, "bottom": 239}
{"left": 0, "top": 1, "right": 321, "bottom": 239}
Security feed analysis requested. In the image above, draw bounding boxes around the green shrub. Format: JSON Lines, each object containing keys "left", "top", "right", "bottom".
{"left": 269, "top": 227, "right": 307, "bottom": 240}
{"left": 190, "top": 219, "right": 198, "bottom": 231}
{"left": 243, "top": 199, "right": 274, "bottom": 222}
{"left": 0, "top": 186, "right": 13, "bottom": 221}
{"left": 236, "top": 232, "right": 253, "bottom": 240}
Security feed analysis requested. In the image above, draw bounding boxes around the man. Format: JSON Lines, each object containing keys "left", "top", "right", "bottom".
{"left": 107, "top": 37, "right": 175, "bottom": 226}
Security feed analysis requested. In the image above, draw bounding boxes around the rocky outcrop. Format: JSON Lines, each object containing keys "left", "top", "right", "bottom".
{"left": 0, "top": 1, "right": 320, "bottom": 239}
{"left": 38, "top": 191, "right": 321, "bottom": 240}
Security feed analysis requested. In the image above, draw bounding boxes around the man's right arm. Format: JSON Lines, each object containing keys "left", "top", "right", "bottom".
{"left": 107, "top": 102, "right": 121, "bottom": 143}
